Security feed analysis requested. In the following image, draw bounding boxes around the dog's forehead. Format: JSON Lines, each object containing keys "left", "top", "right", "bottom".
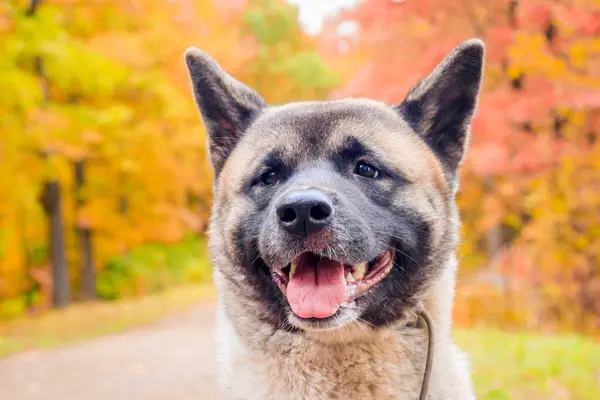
{"left": 253, "top": 99, "right": 406, "bottom": 147}
{"left": 246, "top": 99, "right": 430, "bottom": 163}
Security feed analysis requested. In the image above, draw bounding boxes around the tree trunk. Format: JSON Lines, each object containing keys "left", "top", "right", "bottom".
{"left": 40, "top": 180, "right": 70, "bottom": 308}
{"left": 119, "top": 195, "right": 128, "bottom": 214}
{"left": 25, "top": 0, "right": 43, "bottom": 16}
{"left": 78, "top": 228, "right": 96, "bottom": 299}
{"left": 484, "top": 178, "right": 505, "bottom": 259}
{"left": 483, "top": 177, "right": 512, "bottom": 322}
{"left": 18, "top": 205, "right": 36, "bottom": 308}
{"left": 74, "top": 160, "right": 96, "bottom": 299}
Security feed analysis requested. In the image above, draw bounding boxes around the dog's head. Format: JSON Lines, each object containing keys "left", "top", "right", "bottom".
{"left": 185, "top": 40, "right": 484, "bottom": 332}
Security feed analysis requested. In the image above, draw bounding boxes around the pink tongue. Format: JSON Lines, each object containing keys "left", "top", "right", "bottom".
{"left": 287, "top": 256, "right": 346, "bottom": 319}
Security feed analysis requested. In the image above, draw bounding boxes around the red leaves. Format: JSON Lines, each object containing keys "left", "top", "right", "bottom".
{"left": 332, "top": 37, "right": 466, "bottom": 103}
{"left": 556, "top": 5, "right": 600, "bottom": 36}
{"left": 507, "top": 78, "right": 559, "bottom": 123}
{"left": 565, "top": 91, "right": 600, "bottom": 109}
{"left": 516, "top": 2, "right": 553, "bottom": 31}
{"left": 326, "top": 0, "right": 600, "bottom": 334}
{"left": 487, "top": 25, "right": 514, "bottom": 63}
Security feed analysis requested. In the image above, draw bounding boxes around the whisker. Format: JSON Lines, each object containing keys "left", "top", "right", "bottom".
{"left": 371, "top": 230, "right": 426, "bottom": 270}
{"left": 233, "top": 234, "right": 261, "bottom": 243}
{"left": 336, "top": 316, "right": 347, "bottom": 345}
{"left": 356, "top": 317, "right": 375, "bottom": 329}
{"left": 337, "top": 243, "right": 349, "bottom": 259}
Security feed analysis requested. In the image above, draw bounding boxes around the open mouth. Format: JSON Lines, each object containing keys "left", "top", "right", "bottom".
{"left": 271, "top": 249, "right": 395, "bottom": 320}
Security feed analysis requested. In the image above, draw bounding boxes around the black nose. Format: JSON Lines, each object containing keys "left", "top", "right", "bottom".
{"left": 276, "top": 190, "right": 334, "bottom": 236}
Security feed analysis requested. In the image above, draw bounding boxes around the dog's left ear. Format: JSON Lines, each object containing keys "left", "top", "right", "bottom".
{"left": 397, "top": 39, "right": 485, "bottom": 173}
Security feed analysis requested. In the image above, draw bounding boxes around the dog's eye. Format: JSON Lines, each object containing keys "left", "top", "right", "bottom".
{"left": 259, "top": 169, "right": 279, "bottom": 186}
{"left": 354, "top": 161, "right": 380, "bottom": 178}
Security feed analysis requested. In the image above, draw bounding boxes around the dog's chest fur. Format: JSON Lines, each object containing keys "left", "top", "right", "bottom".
{"left": 217, "top": 307, "right": 421, "bottom": 400}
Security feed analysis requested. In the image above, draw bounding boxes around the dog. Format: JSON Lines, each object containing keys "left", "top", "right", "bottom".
{"left": 184, "top": 38, "right": 484, "bottom": 400}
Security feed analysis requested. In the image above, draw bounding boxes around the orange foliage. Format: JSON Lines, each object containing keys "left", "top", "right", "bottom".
{"left": 0, "top": 0, "right": 337, "bottom": 314}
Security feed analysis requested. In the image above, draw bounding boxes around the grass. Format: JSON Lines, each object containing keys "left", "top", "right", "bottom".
{"left": 1, "top": 289, "right": 598, "bottom": 400}
{"left": 0, "top": 283, "right": 215, "bottom": 358}
{"left": 455, "top": 328, "right": 600, "bottom": 399}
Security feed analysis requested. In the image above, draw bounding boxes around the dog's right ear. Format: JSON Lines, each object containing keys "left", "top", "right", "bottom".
{"left": 396, "top": 39, "right": 484, "bottom": 175}
{"left": 184, "top": 47, "right": 266, "bottom": 175}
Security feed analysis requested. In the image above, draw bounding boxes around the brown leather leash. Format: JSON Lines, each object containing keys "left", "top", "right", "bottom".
{"left": 416, "top": 309, "right": 435, "bottom": 400}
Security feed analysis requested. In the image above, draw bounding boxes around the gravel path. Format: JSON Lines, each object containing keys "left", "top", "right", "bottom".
{"left": 0, "top": 303, "right": 220, "bottom": 400}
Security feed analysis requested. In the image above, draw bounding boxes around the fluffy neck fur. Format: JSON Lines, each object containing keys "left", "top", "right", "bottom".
{"left": 213, "top": 256, "right": 475, "bottom": 400}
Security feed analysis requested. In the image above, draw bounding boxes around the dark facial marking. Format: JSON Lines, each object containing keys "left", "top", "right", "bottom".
{"left": 360, "top": 214, "right": 433, "bottom": 327}
{"left": 231, "top": 217, "right": 296, "bottom": 331}
{"left": 335, "top": 137, "right": 369, "bottom": 164}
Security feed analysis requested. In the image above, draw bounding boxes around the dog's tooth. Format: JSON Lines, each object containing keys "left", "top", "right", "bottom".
{"left": 290, "top": 262, "right": 297, "bottom": 277}
{"left": 345, "top": 272, "right": 355, "bottom": 283}
{"left": 353, "top": 262, "right": 368, "bottom": 281}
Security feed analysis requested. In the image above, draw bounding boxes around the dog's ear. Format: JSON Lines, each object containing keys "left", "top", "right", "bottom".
{"left": 184, "top": 47, "right": 266, "bottom": 175}
{"left": 397, "top": 39, "right": 485, "bottom": 174}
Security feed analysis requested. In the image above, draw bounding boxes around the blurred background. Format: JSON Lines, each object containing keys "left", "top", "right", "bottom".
{"left": 1, "top": 0, "right": 599, "bottom": 399}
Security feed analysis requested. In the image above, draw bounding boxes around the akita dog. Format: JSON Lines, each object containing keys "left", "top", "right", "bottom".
{"left": 184, "top": 39, "right": 484, "bottom": 400}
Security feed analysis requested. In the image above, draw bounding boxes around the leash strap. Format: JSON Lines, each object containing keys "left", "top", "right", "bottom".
{"left": 417, "top": 309, "right": 435, "bottom": 400}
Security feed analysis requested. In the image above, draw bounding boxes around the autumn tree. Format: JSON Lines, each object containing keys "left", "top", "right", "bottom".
{"left": 0, "top": 0, "right": 339, "bottom": 317}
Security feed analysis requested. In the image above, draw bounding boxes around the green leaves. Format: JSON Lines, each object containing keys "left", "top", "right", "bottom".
{"left": 276, "top": 51, "right": 340, "bottom": 90}
{"left": 242, "top": 0, "right": 339, "bottom": 103}
{"left": 244, "top": 0, "right": 300, "bottom": 46}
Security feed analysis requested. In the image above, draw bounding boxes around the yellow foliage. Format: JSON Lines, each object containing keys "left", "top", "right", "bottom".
{"left": 0, "top": 0, "right": 338, "bottom": 312}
